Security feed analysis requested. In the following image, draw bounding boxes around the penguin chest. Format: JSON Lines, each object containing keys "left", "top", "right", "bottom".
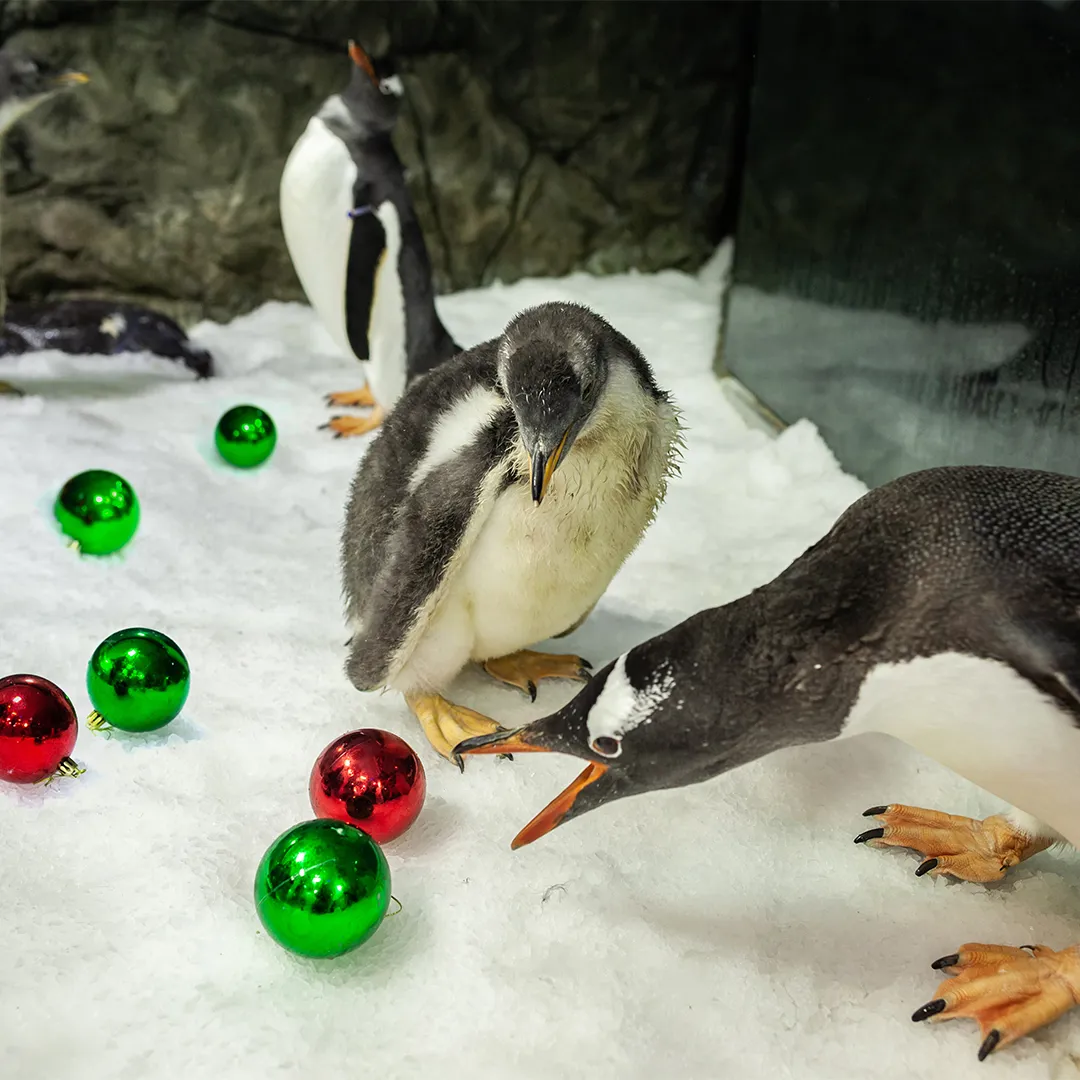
{"left": 842, "top": 652, "right": 1080, "bottom": 846}
{"left": 279, "top": 116, "right": 356, "bottom": 359}
{"left": 364, "top": 202, "right": 408, "bottom": 410}
{"left": 458, "top": 440, "right": 664, "bottom": 662}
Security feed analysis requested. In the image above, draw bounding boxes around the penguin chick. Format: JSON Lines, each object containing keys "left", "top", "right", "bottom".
{"left": 280, "top": 41, "right": 459, "bottom": 438}
{"left": 341, "top": 300, "right": 681, "bottom": 765}
{"left": 458, "top": 464, "right": 1080, "bottom": 1061}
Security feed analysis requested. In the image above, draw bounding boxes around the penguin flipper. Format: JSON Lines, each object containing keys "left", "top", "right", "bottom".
{"left": 343, "top": 185, "right": 386, "bottom": 361}
{"left": 993, "top": 609, "right": 1080, "bottom": 722}
{"left": 344, "top": 406, "right": 516, "bottom": 692}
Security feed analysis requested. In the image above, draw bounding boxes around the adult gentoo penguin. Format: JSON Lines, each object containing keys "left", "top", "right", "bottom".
{"left": 341, "top": 300, "right": 681, "bottom": 763}
{"left": 458, "top": 465, "right": 1080, "bottom": 1061}
{"left": 280, "top": 40, "right": 459, "bottom": 438}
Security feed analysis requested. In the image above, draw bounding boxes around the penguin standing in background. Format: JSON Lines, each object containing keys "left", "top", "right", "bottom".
{"left": 280, "top": 41, "right": 460, "bottom": 438}
{"left": 341, "top": 300, "right": 681, "bottom": 763}
{"left": 458, "top": 465, "right": 1080, "bottom": 1062}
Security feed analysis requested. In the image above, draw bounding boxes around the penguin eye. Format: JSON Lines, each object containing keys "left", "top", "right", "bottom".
{"left": 591, "top": 735, "right": 621, "bottom": 758}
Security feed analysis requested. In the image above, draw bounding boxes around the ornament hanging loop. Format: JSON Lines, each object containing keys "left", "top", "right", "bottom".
{"left": 86, "top": 710, "right": 111, "bottom": 732}
{"left": 34, "top": 756, "right": 85, "bottom": 784}
{"left": 386, "top": 895, "right": 403, "bottom": 918}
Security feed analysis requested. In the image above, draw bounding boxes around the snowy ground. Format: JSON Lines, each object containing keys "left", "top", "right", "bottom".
{"left": 3, "top": 250, "right": 1080, "bottom": 1079}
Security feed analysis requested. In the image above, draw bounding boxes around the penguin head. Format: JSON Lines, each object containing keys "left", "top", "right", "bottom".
{"left": 331, "top": 40, "right": 402, "bottom": 136}
{"left": 455, "top": 625, "right": 727, "bottom": 848}
{"left": 0, "top": 50, "right": 88, "bottom": 135}
{"left": 496, "top": 302, "right": 611, "bottom": 504}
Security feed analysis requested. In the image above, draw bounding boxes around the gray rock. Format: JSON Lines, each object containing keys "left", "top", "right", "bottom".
{"left": 0, "top": 0, "right": 743, "bottom": 323}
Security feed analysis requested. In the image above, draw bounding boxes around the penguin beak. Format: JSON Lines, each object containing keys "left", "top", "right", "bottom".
{"left": 53, "top": 71, "right": 89, "bottom": 88}
{"left": 348, "top": 40, "right": 379, "bottom": 86}
{"left": 530, "top": 427, "right": 571, "bottom": 505}
{"left": 454, "top": 726, "right": 610, "bottom": 849}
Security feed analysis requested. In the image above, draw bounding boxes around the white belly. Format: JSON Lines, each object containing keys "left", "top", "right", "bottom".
{"left": 279, "top": 116, "right": 357, "bottom": 360}
{"left": 842, "top": 652, "right": 1080, "bottom": 846}
{"left": 365, "top": 201, "right": 408, "bottom": 410}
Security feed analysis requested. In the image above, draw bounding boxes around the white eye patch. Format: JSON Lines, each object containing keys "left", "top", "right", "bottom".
{"left": 379, "top": 75, "right": 404, "bottom": 97}
{"left": 585, "top": 654, "right": 675, "bottom": 756}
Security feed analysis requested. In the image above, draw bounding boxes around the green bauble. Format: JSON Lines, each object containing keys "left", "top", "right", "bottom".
{"left": 86, "top": 627, "right": 190, "bottom": 732}
{"left": 215, "top": 405, "right": 276, "bottom": 468}
{"left": 254, "top": 819, "right": 391, "bottom": 959}
{"left": 54, "top": 470, "right": 140, "bottom": 555}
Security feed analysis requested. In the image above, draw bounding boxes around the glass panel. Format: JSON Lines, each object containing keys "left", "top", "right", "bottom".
{"left": 720, "top": 0, "right": 1080, "bottom": 486}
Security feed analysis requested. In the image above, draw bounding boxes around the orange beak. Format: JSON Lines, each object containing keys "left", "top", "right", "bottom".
{"left": 509, "top": 762, "right": 609, "bottom": 849}
{"left": 455, "top": 727, "right": 609, "bottom": 849}
{"left": 348, "top": 40, "right": 379, "bottom": 86}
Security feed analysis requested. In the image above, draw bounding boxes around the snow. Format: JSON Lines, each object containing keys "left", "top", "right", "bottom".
{"left": 3, "top": 244, "right": 1080, "bottom": 1079}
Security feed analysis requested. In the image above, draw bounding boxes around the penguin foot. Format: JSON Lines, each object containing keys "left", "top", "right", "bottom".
{"left": 325, "top": 385, "right": 375, "bottom": 408}
{"left": 320, "top": 406, "right": 385, "bottom": 439}
{"left": 854, "top": 805, "right": 1053, "bottom": 882}
{"left": 405, "top": 691, "right": 506, "bottom": 769}
{"left": 482, "top": 650, "right": 593, "bottom": 701}
{"left": 912, "top": 942, "right": 1080, "bottom": 1060}
{"left": 0, "top": 379, "right": 25, "bottom": 397}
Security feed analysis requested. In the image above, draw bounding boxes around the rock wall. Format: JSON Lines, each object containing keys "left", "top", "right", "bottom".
{"left": 0, "top": 0, "right": 747, "bottom": 323}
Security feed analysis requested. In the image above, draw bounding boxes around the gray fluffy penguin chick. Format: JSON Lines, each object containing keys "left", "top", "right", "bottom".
{"left": 459, "top": 464, "right": 1080, "bottom": 1063}
{"left": 341, "top": 300, "right": 681, "bottom": 765}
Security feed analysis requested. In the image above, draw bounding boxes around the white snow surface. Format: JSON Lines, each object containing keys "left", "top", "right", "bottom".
{"left": 3, "top": 248, "right": 1080, "bottom": 1079}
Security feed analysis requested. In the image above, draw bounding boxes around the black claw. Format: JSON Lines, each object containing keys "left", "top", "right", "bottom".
{"left": 911, "top": 999, "right": 947, "bottom": 1023}
{"left": 863, "top": 805, "right": 890, "bottom": 817}
{"left": 580, "top": 657, "right": 593, "bottom": 670}
{"left": 931, "top": 953, "right": 960, "bottom": 971}
{"left": 526, "top": 680, "right": 537, "bottom": 703}
{"left": 854, "top": 827, "right": 885, "bottom": 844}
{"left": 915, "top": 858, "right": 939, "bottom": 877}
{"left": 452, "top": 753, "right": 465, "bottom": 773}
{"left": 497, "top": 753, "right": 514, "bottom": 763}
{"left": 977, "top": 1030, "right": 1001, "bottom": 1061}
{"left": 318, "top": 422, "right": 330, "bottom": 430}
{"left": 576, "top": 666, "right": 591, "bottom": 681}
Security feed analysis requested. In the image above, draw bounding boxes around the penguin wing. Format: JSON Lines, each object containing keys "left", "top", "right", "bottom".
{"left": 343, "top": 185, "right": 387, "bottom": 360}
{"left": 994, "top": 597, "right": 1080, "bottom": 722}
{"left": 342, "top": 346, "right": 515, "bottom": 690}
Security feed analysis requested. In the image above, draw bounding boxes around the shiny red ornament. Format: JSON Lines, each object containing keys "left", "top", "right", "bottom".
{"left": 0, "top": 673, "right": 81, "bottom": 784}
{"left": 309, "top": 728, "right": 426, "bottom": 844}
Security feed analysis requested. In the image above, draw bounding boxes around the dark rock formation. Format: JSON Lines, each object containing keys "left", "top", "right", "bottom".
{"left": 0, "top": 0, "right": 746, "bottom": 323}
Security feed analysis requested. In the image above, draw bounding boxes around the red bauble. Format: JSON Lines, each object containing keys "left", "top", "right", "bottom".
{"left": 309, "top": 728, "right": 426, "bottom": 843}
{"left": 0, "top": 673, "right": 80, "bottom": 784}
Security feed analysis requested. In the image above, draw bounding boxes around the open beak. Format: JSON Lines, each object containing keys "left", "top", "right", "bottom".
{"left": 455, "top": 726, "right": 609, "bottom": 849}
{"left": 53, "top": 71, "right": 90, "bottom": 88}
{"left": 530, "top": 427, "right": 571, "bottom": 505}
{"left": 348, "top": 40, "right": 379, "bottom": 85}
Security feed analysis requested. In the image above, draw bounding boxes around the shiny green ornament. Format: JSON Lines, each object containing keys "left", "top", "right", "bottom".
{"left": 215, "top": 404, "right": 276, "bottom": 468}
{"left": 254, "top": 818, "right": 391, "bottom": 959}
{"left": 86, "top": 627, "right": 191, "bottom": 733}
{"left": 53, "top": 470, "right": 140, "bottom": 555}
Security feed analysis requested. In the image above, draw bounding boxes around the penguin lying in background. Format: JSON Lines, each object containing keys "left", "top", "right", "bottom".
{"left": 458, "top": 465, "right": 1080, "bottom": 1062}
{"left": 341, "top": 300, "right": 681, "bottom": 763}
{"left": 0, "top": 51, "right": 214, "bottom": 393}
{"left": 280, "top": 40, "right": 459, "bottom": 438}
{"left": 0, "top": 299, "right": 213, "bottom": 379}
